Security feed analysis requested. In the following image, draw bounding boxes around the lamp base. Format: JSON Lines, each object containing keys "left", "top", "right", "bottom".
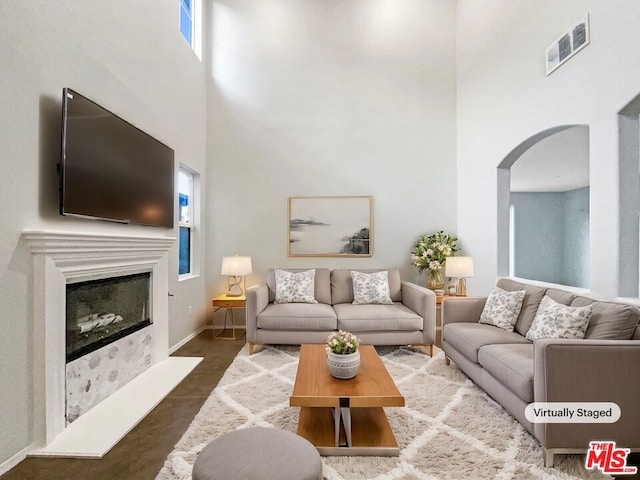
{"left": 456, "top": 278, "right": 467, "bottom": 296}
{"left": 226, "top": 276, "right": 244, "bottom": 297}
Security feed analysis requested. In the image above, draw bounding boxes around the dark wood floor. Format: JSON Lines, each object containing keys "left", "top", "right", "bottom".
{"left": 5, "top": 331, "right": 637, "bottom": 479}
{"left": 1, "top": 331, "right": 245, "bottom": 480}
{"left": 1, "top": 331, "right": 444, "bottom": 480}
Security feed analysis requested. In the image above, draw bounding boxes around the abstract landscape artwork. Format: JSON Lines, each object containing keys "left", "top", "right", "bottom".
{"left": 288, "top": 196, "right": 372, "bottom": 257}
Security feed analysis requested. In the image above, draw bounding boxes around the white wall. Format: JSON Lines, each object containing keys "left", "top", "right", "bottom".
{"left": 457, "top": 0, "right": 640, "bottom": 296}
{"left": 0, "top": 0, "right": 207, "bottom": 467}
{"left": 205, "top": 0, "right": 458, "bottom": 314}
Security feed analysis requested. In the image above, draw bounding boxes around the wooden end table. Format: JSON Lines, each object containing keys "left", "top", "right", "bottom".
{"left": 290, "top": 344, "right": 404, "bottom": 456}
{"left": 211, "top": 294, "right": 246, "bottom": 340}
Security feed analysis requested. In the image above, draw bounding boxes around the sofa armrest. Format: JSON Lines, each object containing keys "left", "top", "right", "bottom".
{"left": 246, "top": 283, "right": 269, "bottom": 343}
{"left": 401, "top": 281, "right": 436, "bottom": 345}
{"left": 441, "top": 296, "right": 487, "bottom": 326}
{"left": 533, "top": 338, "right": 640, "bottom": 449}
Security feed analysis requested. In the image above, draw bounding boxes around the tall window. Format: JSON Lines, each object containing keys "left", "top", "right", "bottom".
{"left": 179, "top": 0, "right": 193, "bottom": 45}
{"left": 178, "top": 168, "right": 194, "bottom": 276}
{"left": 179, "top": 0, "right": 202, "bottom": 59}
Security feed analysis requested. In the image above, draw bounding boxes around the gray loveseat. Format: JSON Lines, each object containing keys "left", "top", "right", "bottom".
{"left": 246, "top": 268, "right": 436, "bottom": 355}
{"left": 442, "top": 278, "right": 640, "bottom": 467}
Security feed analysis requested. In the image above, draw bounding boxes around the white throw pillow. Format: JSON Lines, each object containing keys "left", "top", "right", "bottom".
{"left": 274, "top": 269, "right": 318, "bottom": 304}
{"left": 479, "top": 287, "right": 526, "bottom": 332}
{"left": 526, "top": 295, "right": 592, "bottom": 341}
{"left": 351, "top": 270, "right": 393, "bottom": 305}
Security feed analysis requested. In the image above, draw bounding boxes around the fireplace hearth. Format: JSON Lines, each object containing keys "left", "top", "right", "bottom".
{"left": 66, "top": 273, "right": 151, "bottom": 362}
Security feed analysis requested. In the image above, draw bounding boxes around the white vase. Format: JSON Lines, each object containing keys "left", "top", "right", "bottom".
{"left": 327, "top": 350, "right": 360, "bottom": 379}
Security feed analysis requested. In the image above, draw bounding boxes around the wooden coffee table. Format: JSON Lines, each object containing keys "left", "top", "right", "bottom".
{"left": 290, "top": 344, "right": 404, "bottom": 456}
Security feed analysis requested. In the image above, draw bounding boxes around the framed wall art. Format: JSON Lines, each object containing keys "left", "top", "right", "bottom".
{"left": 288, "top": 196, "right": 372, "bottom": 257}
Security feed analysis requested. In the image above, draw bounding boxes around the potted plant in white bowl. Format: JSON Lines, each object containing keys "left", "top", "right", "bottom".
{"left": 325, "top": 330, "right": 360, "bottom": 379}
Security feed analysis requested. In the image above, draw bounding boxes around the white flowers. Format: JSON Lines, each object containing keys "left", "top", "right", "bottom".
{"left": 411, "top": 231, "right": 459, "bottom": 273}
{"left": 326, "top": 330, "right": 360, "bottom": 354}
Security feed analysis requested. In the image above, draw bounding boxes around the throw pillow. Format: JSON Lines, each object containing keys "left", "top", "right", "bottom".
{"left": 526, "top": 295, "right": 592, "bottom": 341}
{"left": 479, "top": 287, "right": 526, "bottom": 332}
{"left": 274, "top": 269, "right": 318, "bottom": 304}
{"left": 351, "top": 270, "right": 393, "bottom": 305}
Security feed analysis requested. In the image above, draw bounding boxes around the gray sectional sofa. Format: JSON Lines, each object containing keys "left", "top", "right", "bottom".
{"left": 442, "top": 278, "right": 640, "bottom": 467}
{"left": 246, "top": 268, "right": 436, "bottom": 355}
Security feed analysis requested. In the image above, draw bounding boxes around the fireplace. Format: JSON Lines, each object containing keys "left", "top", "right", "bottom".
{"left": 24, "top": 230, "right": 175, "bottom": 452}
{"left": 66, "top": 273, "right": 151, "bottom": 362}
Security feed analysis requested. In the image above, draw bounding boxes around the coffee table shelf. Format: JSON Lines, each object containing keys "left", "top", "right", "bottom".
{"left": 290, "top": 344, "right": 404, "bottom": 456}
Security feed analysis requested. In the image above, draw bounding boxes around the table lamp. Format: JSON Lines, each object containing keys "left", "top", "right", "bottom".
{"left": 221, "top": 255, "right": 252, "bottom": 297}
{"left": 445, "top": 256, "right": 474, "bottom": 296}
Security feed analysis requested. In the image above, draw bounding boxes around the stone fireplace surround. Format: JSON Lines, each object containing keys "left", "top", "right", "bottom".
{"left": 23, "top": 230, "right": 201, "bottom": 458}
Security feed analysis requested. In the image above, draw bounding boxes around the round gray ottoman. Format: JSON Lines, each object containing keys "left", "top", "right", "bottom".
{"left": 192, "top": 427, "right": 323, "bottom": 480}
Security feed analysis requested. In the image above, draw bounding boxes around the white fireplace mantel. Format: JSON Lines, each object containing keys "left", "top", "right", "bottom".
{"left": 22, "top": 230, "right": 192, "bottom": 456}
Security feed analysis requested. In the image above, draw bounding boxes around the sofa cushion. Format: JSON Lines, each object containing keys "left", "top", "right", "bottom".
{"left": 525, "top": 295, "right": 592, "bottom": 341}
{"left": 351, "top": 270, "right": 393, "bottom": 305}
{"left": 334, "top": 303, "right": 422, "bottom": 332}
{"left": 496, "top": 278, "right": 547, "bottom": 335}
{"left": 267, "top": 268, "right": 331, "bottom": 305}
{"left": 479, "top": 287, "right": 525, "bottom": 332}
{"left": 274, "top": 269, "right": 318, "bottom": 304}
{"left": 544, "top": 288, "right": 575, "bottom": 305}
{"left": 331, "top": 269, "right": 402, "bottom": 305}
{"left": 443, "top": 323, "right": 531, "bottom": 364}
{"left": 257, "top": 303, "right": 337, "bottom": 331}
{"left": 478, "top": 344, "right": 534, "bottom": 402}
{"left": 570, "top": 297, "right": 640, "bottom": 340}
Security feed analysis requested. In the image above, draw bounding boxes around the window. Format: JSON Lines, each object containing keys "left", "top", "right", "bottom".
{"left": 178, "top": 167, "right": 195, "bottom": 277}
{"left": 179, "top": 0, "right": 202, "bottom": 59}
{"left": 179, "top": 0, "right": 193, "bottom": 45}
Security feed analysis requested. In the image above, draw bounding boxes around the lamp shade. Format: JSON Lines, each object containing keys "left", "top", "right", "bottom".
{"left": 445, "top": 256, "right": 474, "bottom": 277}
{"left": 221, "top": 256, "right": 252, "bottom": 276}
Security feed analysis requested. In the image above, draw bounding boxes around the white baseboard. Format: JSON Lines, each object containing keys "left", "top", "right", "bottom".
{"left": 211, "top": 324, "right": 247, "bottom": 330}
{"left": 0, "top": 444, "right": 33, "bottom": 476}
{"left": 169, "top": 325, "right": 247, "bottom": 355}
{"left": 169, "top": 326, "right": 209, "bottom": 354}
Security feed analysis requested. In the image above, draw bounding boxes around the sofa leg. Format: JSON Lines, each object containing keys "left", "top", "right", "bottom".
{"left": 445, "top": 356, "right": 450, "bottom": 366}
{"left": 544, "top": 450, "right": 554, "bottom": 467}
{"left": 249, "top": 343, "right": 255, "bottom": 354}
{"left": 428, "top": 344, "right": 434, "bottom": 357}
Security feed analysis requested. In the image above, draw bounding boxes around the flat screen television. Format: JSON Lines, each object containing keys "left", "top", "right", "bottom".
{"left": 60, "top": 88, "right": 175, "bottom": 228}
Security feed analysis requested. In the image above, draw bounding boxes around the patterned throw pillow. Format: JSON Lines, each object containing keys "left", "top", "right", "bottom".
{"left": 526, "top": 295, "right": 592, "bottom": 341}
{"left": 351, "top": 270, "right": 393, "bottom": 305}
{"left": 274, "top": 269, "right": 318, "bottom": 304}
{"left": 479, "top": 287, "right": 526, "bottom": 332}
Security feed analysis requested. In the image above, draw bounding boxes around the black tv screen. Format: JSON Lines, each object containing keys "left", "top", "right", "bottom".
{"left": 60, "top": 88, "right": 175, "bottom": 228}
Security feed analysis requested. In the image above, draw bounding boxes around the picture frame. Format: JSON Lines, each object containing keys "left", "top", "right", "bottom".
{"left": 546, "top": 14, "right": 590, "bottom": 75}
{"left": 288, "top": 196, "right": 372, "bottom": 257}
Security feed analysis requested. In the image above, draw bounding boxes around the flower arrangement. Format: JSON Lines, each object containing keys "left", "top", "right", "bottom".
{"left": 326, "top": 330, "right": 360, "bottom": 355}
{"left": 411, "top": 231, "right": 459, "bottom": 273}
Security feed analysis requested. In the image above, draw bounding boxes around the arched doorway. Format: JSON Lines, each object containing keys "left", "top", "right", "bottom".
{"left": 497, "top": 125, "right": 590, "bottom": 288}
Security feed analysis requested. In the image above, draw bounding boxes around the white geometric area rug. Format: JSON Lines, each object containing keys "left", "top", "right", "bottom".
{"left": 156, "top": 345, "right": 610, "bottom": 480}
